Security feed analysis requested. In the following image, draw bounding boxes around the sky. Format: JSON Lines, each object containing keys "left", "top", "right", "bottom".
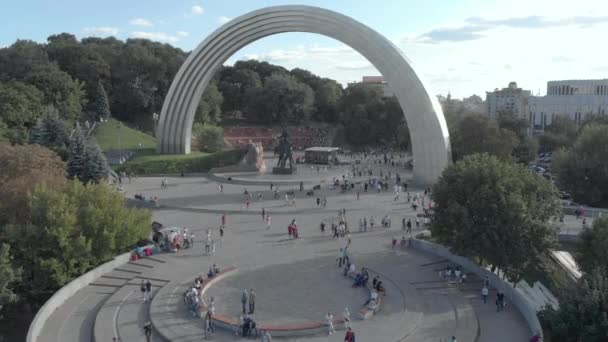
{"left": 1, "top": 0, "right": 608, "bottom": 98}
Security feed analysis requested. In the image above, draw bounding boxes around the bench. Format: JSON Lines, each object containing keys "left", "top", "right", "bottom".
{"left": 359, "top": 291, "right": 382, "bottom": 320}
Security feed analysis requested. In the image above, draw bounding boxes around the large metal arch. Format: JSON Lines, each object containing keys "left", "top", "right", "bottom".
{"left": 157, "top": 5, "right": 451, "bottom": 184}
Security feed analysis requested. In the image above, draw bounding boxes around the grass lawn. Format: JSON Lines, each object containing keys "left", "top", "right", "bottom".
{"left": 128, "top": 151, "right": 209, "bottom": 163}
{"left": 117, "top": 150, "right": 245, "bottom": 175}
{"left": 94, "top": 118, "right": 156, "bottom": 152}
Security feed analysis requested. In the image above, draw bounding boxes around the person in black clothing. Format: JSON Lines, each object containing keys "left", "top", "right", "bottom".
{"left": 145, "top": 280, "right": 152, "bottom": 301}
{"left": 143, "top": 321, "right": 152, "bottom": 342}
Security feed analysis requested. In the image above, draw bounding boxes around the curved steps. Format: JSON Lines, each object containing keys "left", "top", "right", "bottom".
{"left": 93, "top": 278, "right": 168, "bottom": 342}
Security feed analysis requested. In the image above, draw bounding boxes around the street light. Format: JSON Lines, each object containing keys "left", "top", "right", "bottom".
{"left": 153, "top": 112, "right": 159, "bottom": 137}
{"left": 116, "top": 121, "right": 123, "bottom": 164}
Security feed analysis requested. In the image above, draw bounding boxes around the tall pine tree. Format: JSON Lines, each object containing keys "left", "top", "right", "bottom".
{"left": 83, "top": 139, "right": 109, "bottom": 183}
{"left": 66, "top": 123, "right": 87, "bottom": 180}
{"left": 95, "top": 80, "right": 111, "bottom": 121}
{"left": 30, "top": 106, "right": 71, "bottom": 159}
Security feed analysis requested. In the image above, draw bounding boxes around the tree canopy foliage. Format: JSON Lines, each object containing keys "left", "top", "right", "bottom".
{"left": 450, "top": 113, "right": 519, "bottom": 161}
{"left": 0, "top": 34, "right": 413, "bottom": 149}
{"left": 337, "top": 83, "right": 408, "bottom": 148}
{"left": 431, "top": 153, "right": 561, "bottom": 282}
{"left": 0, "top": 143, "right": 66, "bottom": 225}
{"left": 553, "top": 124, "right": 608, "bottom": 207}
{"left": 0, "top": 180, "right": 150, "bottom": 304}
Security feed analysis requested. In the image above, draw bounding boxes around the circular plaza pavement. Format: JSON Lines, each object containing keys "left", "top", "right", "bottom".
{"left": 37, "top": 155, "right": 532, "bottom": 342}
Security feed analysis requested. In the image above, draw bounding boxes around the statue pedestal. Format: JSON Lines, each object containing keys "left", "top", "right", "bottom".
{"left": 272, "top": 167, "right": 294, "bottom": 175}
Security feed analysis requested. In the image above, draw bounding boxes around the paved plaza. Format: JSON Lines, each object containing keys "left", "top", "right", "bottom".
{"left": 37, "top": 157, "right": 533, "bottom": 342}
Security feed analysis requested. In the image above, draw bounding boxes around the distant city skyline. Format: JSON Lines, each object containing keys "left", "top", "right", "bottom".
{"left": 1, "top": 0, "right": 607, "bottom": 98}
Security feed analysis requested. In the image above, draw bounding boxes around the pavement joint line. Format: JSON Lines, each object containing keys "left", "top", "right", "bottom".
{"left": 114, "top": 268, "right": 143, "bottom": 274}
{"left": 89, "top": 283, "right": 124, "bottom": 288}
{"left": 141, "top": 256, "right": 167, "bottom": 264}
{"left": 127, "top": 262, "right": 155, "bottom": 268}
{"left": 100, "top": 275, "right": 133, "bottom": 281}
{"left": 133, "top": 275, "right": 171, "bottom": 283}
{"left": 419, "top": 259, "right": 450, "bottom": 267}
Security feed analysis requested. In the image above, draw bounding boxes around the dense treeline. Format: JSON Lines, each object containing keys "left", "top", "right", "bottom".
{"left": 0, "top": 33, "right": 409, "bottom": 148}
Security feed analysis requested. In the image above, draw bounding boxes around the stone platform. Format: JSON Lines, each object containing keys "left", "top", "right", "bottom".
{"left": 34, "top": 155, "right": 532, "bottom": 342}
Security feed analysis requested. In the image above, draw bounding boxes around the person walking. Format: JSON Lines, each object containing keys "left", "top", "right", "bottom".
{"left": 344, "top": 327, "right": 355, "bottom": 342}
{"left": 406, "top": 219, "right": 412, "bottom": 234}
{"left": 496, "top": 292, "right": 505, "bottom": 312}
{"left": 262, "top": 208, "right": 266, "bottom": 221}
{"left": 145, "top": 279, "right": 152, "bottom": 301}
{"left": 140, "top": 280, "right": 147, "bottom": 301}
{"left": 248, "top": 289, "right": 256, "bottom": 314}
{"left": 325, "top": 312, "right": 335, "bottom": 335}
{"left": 481, "top": 286, "right": 488, "bottom": 304}
{"left": 143, "top": 321, "right": 152, "bottom": 342}
{"left": 343, "top": 307, "right": 351, "bottom": 329}
{"left": 241, "top": 289, "right": 248, "bottom": 315}
{"left": 337, "top": 248, "right": 344, "bottom": 267}
{"left": 266, "top": 214, "right": 272, "bottom": 230}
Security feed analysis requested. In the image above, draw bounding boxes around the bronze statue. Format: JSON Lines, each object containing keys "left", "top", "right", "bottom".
{"left": 276, "top": 130, "right": 294, "bottom": 170}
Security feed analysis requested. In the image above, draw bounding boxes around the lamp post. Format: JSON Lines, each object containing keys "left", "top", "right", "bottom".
{"left": 153, "top": 112, "right": 159, "bottom": 137}
{"left": 116, "top": 121, "right": 123, "bottom": 164}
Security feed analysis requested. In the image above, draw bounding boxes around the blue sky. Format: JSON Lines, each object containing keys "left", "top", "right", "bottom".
{"left": 2, "top": 0, "right": 608, "bottom": 97}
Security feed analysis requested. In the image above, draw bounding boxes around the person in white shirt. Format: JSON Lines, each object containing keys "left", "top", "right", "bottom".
{"left": 325, "top": 312, "right": 334, "bottom": 335}
{"left": 343, "top": 307, "right": 351, "bottom": 329}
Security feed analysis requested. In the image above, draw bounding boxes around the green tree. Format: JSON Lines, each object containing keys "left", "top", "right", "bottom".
{"left": 339, "top": 83, "right": 402, "bottom": 146}
{"left": 0, "top": 40, "right": 49, "bottom": 82}
{"left": 314, "top": 79, "right": 343, "bottom": 122}
{"left": 577, "top": 217, "right": 608, "bottom": 275}
{"left": 30, "top": 107, "right": 71, "bottom": 159}
{"left": 66, "top": 125, "right": 87, "bottom": 181}
{"left": 540, "top": 270, "right": 608, "bottom": 342}
{"left": 195, "top": 81, "right": 223, "bottom": 124}
{"left": 83, "top": 140, "right": 109, "bottom": 183}
{"left": 450, "top": 113, "right": 519, "bottom": 161}
{"left": 539, "top": 115, "right": 578, "bottom": 152}
{"left": 218, "top": 67, "right": 262, "bottom": 115}
{"left": 497, "top": 110, "right": 529, "bottom": 139}
{"left": 553, "top": 124, "right": 608, "bottom": 206}
{"left": 512, "top": 136, "right": 539, "bottom": 164}
{"left": 431, "top": 154, "right": 561, "bottom": 283}
{"left": 25, "top": 63, "right": 86, "bottom": 123}
{"left": 0, "top": 81, "right": 45, "bottom": 129}
{"left": 46, "top": 34, "right": 111, "bottom": 108}
{"left": 0, "top": 243, "right": 20, "bottom": 313}
{"left": 2, "top": 180, "right": 150, "bottom": 303}
{"left": 247, "top": 72, "right": 314, "bottom": 124}
{"left": 194, "top": 124, "right": 226, "bottom": 153}
{"left": 95, "top": 80, "right": 111, "bottom": 121}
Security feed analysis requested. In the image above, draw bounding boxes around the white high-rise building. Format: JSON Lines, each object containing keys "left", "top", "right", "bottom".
{"left": 486, "top": 82, "right": 532, "bottom": 119}
{"left": 529, "top": 79, "right": 608, "bottom": 133}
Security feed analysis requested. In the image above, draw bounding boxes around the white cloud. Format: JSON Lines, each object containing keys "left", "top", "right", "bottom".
{"left": 83, "top": 26, "right": 119, "bottom": 36}
{"left": 176, "top": 31, "right": 189, "bottom": 37}
{"left": 129, "top": 18, "right": 153, "bottom": 27}
{"left": 131, "top": 31, "right": 179, "bottom": 43}
{"left": 191, "top": 5, "right": 204, "bottom": 15}
{"left": 218, "top": 16, "right": 232, "bottom": 25}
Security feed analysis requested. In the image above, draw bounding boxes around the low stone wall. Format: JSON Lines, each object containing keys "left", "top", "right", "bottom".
{"left": 410, "top": 239, "right": 542, "bottom": 339}
{"left": 26, "top": 252, "right": 132, "bottom": 342}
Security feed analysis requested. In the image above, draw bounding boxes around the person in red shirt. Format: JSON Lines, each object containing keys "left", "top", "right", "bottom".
{"left": 344, "top": 327, "right": 355, "bottom": 342}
